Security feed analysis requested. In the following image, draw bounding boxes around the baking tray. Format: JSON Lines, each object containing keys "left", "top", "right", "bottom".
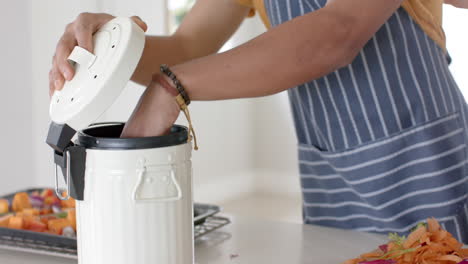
{"left": 0, "top": 188, "right": 230, "bottom": 258}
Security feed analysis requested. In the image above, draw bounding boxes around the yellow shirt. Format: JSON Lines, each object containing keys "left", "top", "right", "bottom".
{"left": 236, "top": 0, "right": 446, "bottom": 50}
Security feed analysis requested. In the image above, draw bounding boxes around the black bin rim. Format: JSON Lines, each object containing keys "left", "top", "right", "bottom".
{"left": 77, "top": 122, "right": 189, "bottom": 150}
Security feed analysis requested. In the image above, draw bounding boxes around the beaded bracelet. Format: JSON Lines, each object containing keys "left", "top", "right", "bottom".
{"left": 153, "top": 71, "right": 198, "bottom": 150}
{"left": 160, "top": 64, "right": 191, "bottom": 105}
{"left": 153, "top": 73, "right": 178, "bottom": 96}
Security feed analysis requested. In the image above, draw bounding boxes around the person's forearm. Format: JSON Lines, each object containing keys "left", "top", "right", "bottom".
{"left": 131, "top": 35, "right": 194, "bottom": 86}
{"left": 171, "top": 0, "right": 402, "bottom": 100}
{"left": 131, "top": 0, "right": 250, "bottom": 86}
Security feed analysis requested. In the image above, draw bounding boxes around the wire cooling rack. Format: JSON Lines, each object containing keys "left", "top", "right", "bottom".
{"left": 0, "top": 216, "right": 230, "bottom": 259}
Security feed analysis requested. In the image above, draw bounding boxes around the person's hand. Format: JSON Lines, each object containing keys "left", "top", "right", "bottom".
{"left": 121, "top": 82, "right": 180, "bottom": 138}
{"left": 444, "top": 0, "right": 468, "bottom": 8}
{"left": 49, "top": 13, "right": 148, "bottom": 97}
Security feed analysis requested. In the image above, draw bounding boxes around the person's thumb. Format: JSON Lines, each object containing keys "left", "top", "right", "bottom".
{"left": 131, "top": 16, "right": 148, "bottom": 32}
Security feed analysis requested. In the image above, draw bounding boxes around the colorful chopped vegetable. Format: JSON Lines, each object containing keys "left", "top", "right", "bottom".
{"left": 0, "top": 214, "right": 12, "bottom": 227}
{"left": 21, "top": 208, "right": 40, "bottom": 216}
{"left": 28, "top": 220, "right": 47, "bottom": 232}
{"left": 62, "top": 226, "right": 76, "bottom": 238}
{"left": 29, "top": 195, "right": 44, "bottom": 208}
{"left": 0, "top": 199, "right": 9, "bottom": 214}
{"left": 47, "top": 218, "right": 72, "bottom": 235}
{"left": 52, "top": 205, "right": 62, "bottom": 214}
{"left": 60, "top": 192, "right": 76, "bottom": 209}
{"left": 44, "top": 196, "right": 60, "bottom": 206}
{"left": 67, "top": 209, "right": 76, "bottom": 230}
{"left": 359, "top": 260, "right": 396, "bottom": 264}
{"left": 343, "top": 218, "right": 468, "bottom": 264}
{"left": 379, "top": 245, "right": 388, "bottom": 254}
{"left": 0, "top": 189, "right": 77, "bottom": 238}
{"left": 40, "top": 189, "right": 54, "bottom": 198}
{"left": 40, "top": 215, "right": 57, "bottom": 225}
{"left": 8, "top": 216, "right": 24, "bottom": 229}
{"left": 12, "top": 192, "right": 31, "bottom": 212}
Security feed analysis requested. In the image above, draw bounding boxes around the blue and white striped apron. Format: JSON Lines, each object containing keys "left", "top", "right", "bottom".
{"left": 265, "top": 0, "right": 468, "bottom": 242}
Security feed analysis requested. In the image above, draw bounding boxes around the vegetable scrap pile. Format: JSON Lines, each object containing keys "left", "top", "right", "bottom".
{"left": 0, "top": 189, "right": 76, "bottom": 237}
{"left": 344, "top": 218, "right": 468, "bottom": 264}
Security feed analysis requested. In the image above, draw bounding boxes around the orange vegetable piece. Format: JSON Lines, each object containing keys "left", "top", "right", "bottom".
{"left": 0, "top": 214, "right": 12, "bottom": 227}
{"left": 432, "top": 229, "right": 449, "bottom": 242}
{"left": 0, "top": 199, "right": 9, "bottom": 214}
{"left": 67, "top": 209, "right": 76, "bottom": 230}
{"left": 40, "top": 189, "right": 54, "bottom": 198}
{"left": 8, "top": 216, "right": 24, "bottom": 229}
{"left": 47, "top": 218, "right": 70, "bottom": 235}
{"left": 22, "top": 215, "right": 40, "bottom": 229}
{"left": 459, "top": 248, "right": 468, "bottom": 257}
{"left": 445, "top": 236, "right": 463, "bottom": 251}
{"left": 387, "top": 241, "right": 397, "bottom": 252}
{"left": 22, "top": 208, "right": 40, "bottom": 216}
{"left": 39, "top": 207, "right": 52, "bottom": 215}
{"left": 39, "top": 215, "right": 57, "bottom": 225}
{"left": 403, "top": 225, "right": 427, "bottom": 248}
{"left": 438, "top": 255, "right": 463, "bottom": 263}
{"left": 343, "top": 259, "right": 361, "bottom": 264}
{"left": 360, "top": 250, "right": 382, "bottom": 259}
{"left": 403, "top": 251, "right": 416, "bottom": 262}
{"left": 44, "top": 196, "right": 59, "bottom": 206}
{"left": 12, "top": 192, "right": 32, "bottom": 212}
{"left": 28, "top": 220, "right": 47, "bottom": 232}
{"left": 60, "top": 192, "right": 76, "bottom": 208}
{"left": 427, "top": 217, "right": 440, "bottom": 233}
{"left": 343, "top": 218, "right": 468, "bottom": 264}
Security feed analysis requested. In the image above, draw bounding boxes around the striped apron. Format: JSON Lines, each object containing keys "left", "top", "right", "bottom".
{"left": 265, "top": 0, "right": 468, "bottom": 242}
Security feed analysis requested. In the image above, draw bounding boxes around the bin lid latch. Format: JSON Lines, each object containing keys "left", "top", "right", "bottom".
{"left": 46, "top": 122, "right": 86, "bottom": 201}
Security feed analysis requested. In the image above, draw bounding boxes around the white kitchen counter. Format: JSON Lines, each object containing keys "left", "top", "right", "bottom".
{"left": 0, "top": 216, "right": 387, "bottom": 264}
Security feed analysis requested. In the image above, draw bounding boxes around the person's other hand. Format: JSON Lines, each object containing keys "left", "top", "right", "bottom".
{"left": 49, "top": 13, "right": 148, "bottom": 97}
{"left": 121, "top": 82, "right": 180, "bottom": 138}
{"left": 444, "top": 0, "right": 468, "bottom": 8}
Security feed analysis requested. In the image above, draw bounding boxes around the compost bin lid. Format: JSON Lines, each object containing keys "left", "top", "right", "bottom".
{"left": 49, "top": 17, "right": 145, "bottom": 132}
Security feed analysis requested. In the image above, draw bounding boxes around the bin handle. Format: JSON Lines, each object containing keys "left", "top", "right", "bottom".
{"left": 132, "top": 165, "right": 182, "bottom": 203}
{"left": 54, "top": 150, "right": 71, "bottom": 200}
{"left": 67, "top": 46, "right": 96, "bottom": 69}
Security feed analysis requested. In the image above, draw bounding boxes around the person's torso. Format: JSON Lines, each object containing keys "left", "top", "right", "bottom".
{"left": 264, "top": 0, "right": 468, "bottom": 243}
{"left": 244, "top": 0, "right": 446, "bottom": 50}
{"left": 264, "top": 0, "right": 465, "bottom": 152}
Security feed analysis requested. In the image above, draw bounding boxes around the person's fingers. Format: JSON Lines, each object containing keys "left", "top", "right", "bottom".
{"left": 74, "top": 23, "right": 94, "bottom": 53}
{"left": 445, "top": 0, "right": 458, "bottom": 6}
{"left": 52, "top": 69, "right": 65, "bottom": 91}
{"left": 131, "top": 16, "right": 148, "bottom": 32}
{"left": 74, "top": 13, "right": 96, "bottom": 52}
{"left": 94, "top": 13, "right": 115, "bottom": 27}
{"left": 49, "top": 70, "right": 55, "bottom": 97}
{"left": 455, "top": 0, "right": 468, "bottom": 8}
{"left": 55, "top": 34, "right": 76, "bottom": 81}
{"left": 445, "top": 0, "right": 468, "bottom": 8}
{"left": 50, "top": 54, "right": 66, "bottom": 91}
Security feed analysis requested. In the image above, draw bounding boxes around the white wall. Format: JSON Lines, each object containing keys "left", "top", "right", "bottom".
{"left": 443, "top": 5, "right": 468, "bottom": 99}
{"left": 194, "top": 14, "right": 301, "bottom": 201}
{"left": 0, "top": 0, "right": 32, "bottom": 194}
